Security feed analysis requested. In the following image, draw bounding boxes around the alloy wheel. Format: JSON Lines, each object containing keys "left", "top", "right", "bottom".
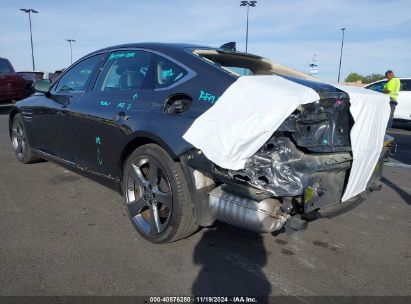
{"left": 11, "top": 118, "right": 26, "bottom": 160}
{"left": 125, "top": 156, "right": 173, "bottom": 236}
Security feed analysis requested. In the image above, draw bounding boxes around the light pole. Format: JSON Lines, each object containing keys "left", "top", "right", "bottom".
{"left": 337, "top": 27, "right": 346, "bottom": 82}
{"left": 240, "top": 1, "right": 257, "bottom": 53}
{"left": 66, "top": 39, "right": 76, "bottom": 65}
{"left": 20, "top": 8, "right": 38, "bottom": 71}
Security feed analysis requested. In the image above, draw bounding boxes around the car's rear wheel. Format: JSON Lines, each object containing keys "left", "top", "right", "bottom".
{"left": 122, "top": 144, "right": 198, "bottom": 243}
{"left": 10, "top": 113, "right": 39, "bottom": 164}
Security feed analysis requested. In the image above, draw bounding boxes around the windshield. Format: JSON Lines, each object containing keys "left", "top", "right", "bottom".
{"left": 0, "top": 59, "right": 12, "bottom": 73}
{"left": 192, "top": 49, "right": 314, "bottom": 80}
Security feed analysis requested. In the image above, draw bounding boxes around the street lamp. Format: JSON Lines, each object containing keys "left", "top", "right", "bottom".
{"left": 66, "top": 39, "right": 76, "bottom": 65}
{"left": 20, "top": 8, "right": 38, "bottom": 71}
{"left": 240, "top": 1, "right": 257, "bottom": 53}
{"left": 337, "top": 27, "right": 346, "bottom": 83}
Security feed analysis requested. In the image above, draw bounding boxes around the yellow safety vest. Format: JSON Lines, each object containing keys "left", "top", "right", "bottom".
{"left": 384, "top": 78, "right": 401, "bottom": 102}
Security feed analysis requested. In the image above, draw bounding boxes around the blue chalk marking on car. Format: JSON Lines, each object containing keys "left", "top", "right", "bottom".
{"left": 97, "top": 148, "right": 103, "bottom": 165}
{"left": 198, "top": 90, "right": 217, "bottom": 104}
{"left": 100, "top": 101, "right": 111, "bottom": 106}
{"left": 117, "top": 102, "right": 126, "bottom": 108}
{"left": 108, "top": 52, "right": 136, "bottom": 60}
{"left": 127, "top": 103, "right": 133, "bottom": 110}
{"left": 132, "top": 93, "right": 138, "bottom": 101}
{"left": 161, "top": 69, "right": 174, "bottom": 80}
{"left": 125, "top": 52, "right": 136, "bottom": 58}
{"left": 95, "top": 137, "right": 102, "bottom": 165}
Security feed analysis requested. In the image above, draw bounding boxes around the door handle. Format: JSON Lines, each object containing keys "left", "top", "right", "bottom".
{"left": 113, "top": 111, "right": 130, "bottom": 121}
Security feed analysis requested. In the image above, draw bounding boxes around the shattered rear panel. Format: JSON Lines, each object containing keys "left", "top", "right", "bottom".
{"left": 225, "top": 136, "right": 352, "bottom": 211}
{"left": 292, "top": 97, "right": 353, "bottom": 152}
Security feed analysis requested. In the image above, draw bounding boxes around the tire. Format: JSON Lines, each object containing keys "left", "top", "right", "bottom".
{"left": 122, "top": 144, "right": 198, "bottom": 243}
{"left": 10, "top": 113, "right": 40, "bottom": 164}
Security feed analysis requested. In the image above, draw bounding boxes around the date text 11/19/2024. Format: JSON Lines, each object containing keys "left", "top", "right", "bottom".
{"left": 149, "top": 296, "right": 259, "bottom": 303}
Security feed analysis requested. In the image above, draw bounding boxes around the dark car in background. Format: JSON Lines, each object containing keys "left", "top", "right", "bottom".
{"left": 0, "top": 57, "right": 35, "bottom": 103}
{"left": 8, "top": 43, "right": 390, "bottom": 243}
{"left": 17, "top": 71, "right": 44, "bottom": 82}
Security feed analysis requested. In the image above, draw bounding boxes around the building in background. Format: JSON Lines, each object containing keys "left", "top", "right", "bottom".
{"left": 309, "top": 54, "right": 319, "bottom": 77}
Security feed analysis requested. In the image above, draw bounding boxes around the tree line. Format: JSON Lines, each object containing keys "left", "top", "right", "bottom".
{"left": 345, "top": 73, "right": 385, "bottom": 84}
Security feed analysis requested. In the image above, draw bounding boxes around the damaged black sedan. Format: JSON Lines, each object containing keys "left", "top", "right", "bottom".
{"left": 9, "top": 43, "right": 392, "bottom": 243}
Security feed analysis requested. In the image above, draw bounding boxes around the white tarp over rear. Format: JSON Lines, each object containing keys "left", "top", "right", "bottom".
{"left": 334, "top": 85, "right": 390, "bottom": 201}
{"left": 183, "top": 75, "right": 390, "bottom": 202}
{"left": 184, "top": 76, "right": 321, "bottom": 169}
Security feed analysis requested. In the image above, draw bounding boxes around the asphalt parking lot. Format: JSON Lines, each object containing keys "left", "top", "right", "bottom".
{"left": 0, "top": 104, "right": 410, "bottom": 298}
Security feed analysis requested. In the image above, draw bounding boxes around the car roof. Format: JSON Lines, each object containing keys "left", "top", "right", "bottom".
{"left": 91, "top": 42, "right": 210, "bottom": 54}
{"left": 87, "top": 42, "right": 264, "bottom": 60}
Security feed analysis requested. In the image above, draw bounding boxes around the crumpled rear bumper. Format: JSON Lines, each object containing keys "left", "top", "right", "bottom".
{"left": 208, "top": 135, "right": 392, "bottom": 214}
{"left": 181, "top": 135, "right": 393, "bottom": 231}
{"left": 314, "top": 138, "right": 393, "bottom": 216}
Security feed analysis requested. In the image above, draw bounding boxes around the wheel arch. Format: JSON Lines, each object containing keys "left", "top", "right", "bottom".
{"left": 8, "top": 108, "right": 20, "bottom": 138}
{"left": 118, "top": 131, "right": 214, "bottom": 228}
{"left": 118, "top": 131, "right": 181, "bottom": 182}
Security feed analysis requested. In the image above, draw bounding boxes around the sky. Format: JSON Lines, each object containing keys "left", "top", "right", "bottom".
{"left": 1, "top": 0, "right": 410, "bottom": 81}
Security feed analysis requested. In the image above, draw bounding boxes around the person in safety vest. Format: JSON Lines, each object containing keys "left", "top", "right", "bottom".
{"left": 383, "top": 70, "right": 401, "bottom": 129}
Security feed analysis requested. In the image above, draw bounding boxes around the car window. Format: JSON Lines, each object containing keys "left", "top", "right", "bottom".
{"left": 53, "top": 55, "right": 103, "bottom": 93}
{"left": 367, "top": 81, "right": 387, "bottom": 93}
{"left": 224, "top": 66, "right": 253, "bottom": 76}
{"left": 94, "top": 51, "right": 152, "bottom": 91}
{"left": 0, "top": 59, "right": 11, "bottom": 73}
{"left": 155, "top": 55, "right": 187, "bottom": 89}
{"left": 400, "top": 79, "right": 411, "bottom": 91}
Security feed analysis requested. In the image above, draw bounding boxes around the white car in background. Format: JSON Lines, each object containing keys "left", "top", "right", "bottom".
{"left": 365, "top": 78, "right": 411, "bottom": 122}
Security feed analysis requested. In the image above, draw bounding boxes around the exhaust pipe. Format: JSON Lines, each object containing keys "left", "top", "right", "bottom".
{"left": 209, "top": 186, "right": 290, "bottom": 233}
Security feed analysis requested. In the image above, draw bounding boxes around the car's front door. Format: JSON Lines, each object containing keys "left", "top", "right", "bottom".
{"left": 32, "top": 54, "right": 105, "bottom": 162}
{"left": 68, "top": 50, "right": 155, "bottom": 178}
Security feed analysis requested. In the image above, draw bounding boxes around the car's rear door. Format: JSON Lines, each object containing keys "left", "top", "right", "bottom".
{"left": 68, "top": 50, "right": 155, "bottom": 179}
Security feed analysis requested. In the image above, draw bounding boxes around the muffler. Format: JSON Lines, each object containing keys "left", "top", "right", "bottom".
{"left": 208, "top": 186, "right": 290, "bottom": 233}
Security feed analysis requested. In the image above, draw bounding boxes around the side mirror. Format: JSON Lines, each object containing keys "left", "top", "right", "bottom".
{"left": 32, "top": 79, "right": 51, "bottom": 93}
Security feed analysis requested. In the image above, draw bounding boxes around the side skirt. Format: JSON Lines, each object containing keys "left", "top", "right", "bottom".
{"left": 33, "top": 149, "right": 122, "bottom": 194}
